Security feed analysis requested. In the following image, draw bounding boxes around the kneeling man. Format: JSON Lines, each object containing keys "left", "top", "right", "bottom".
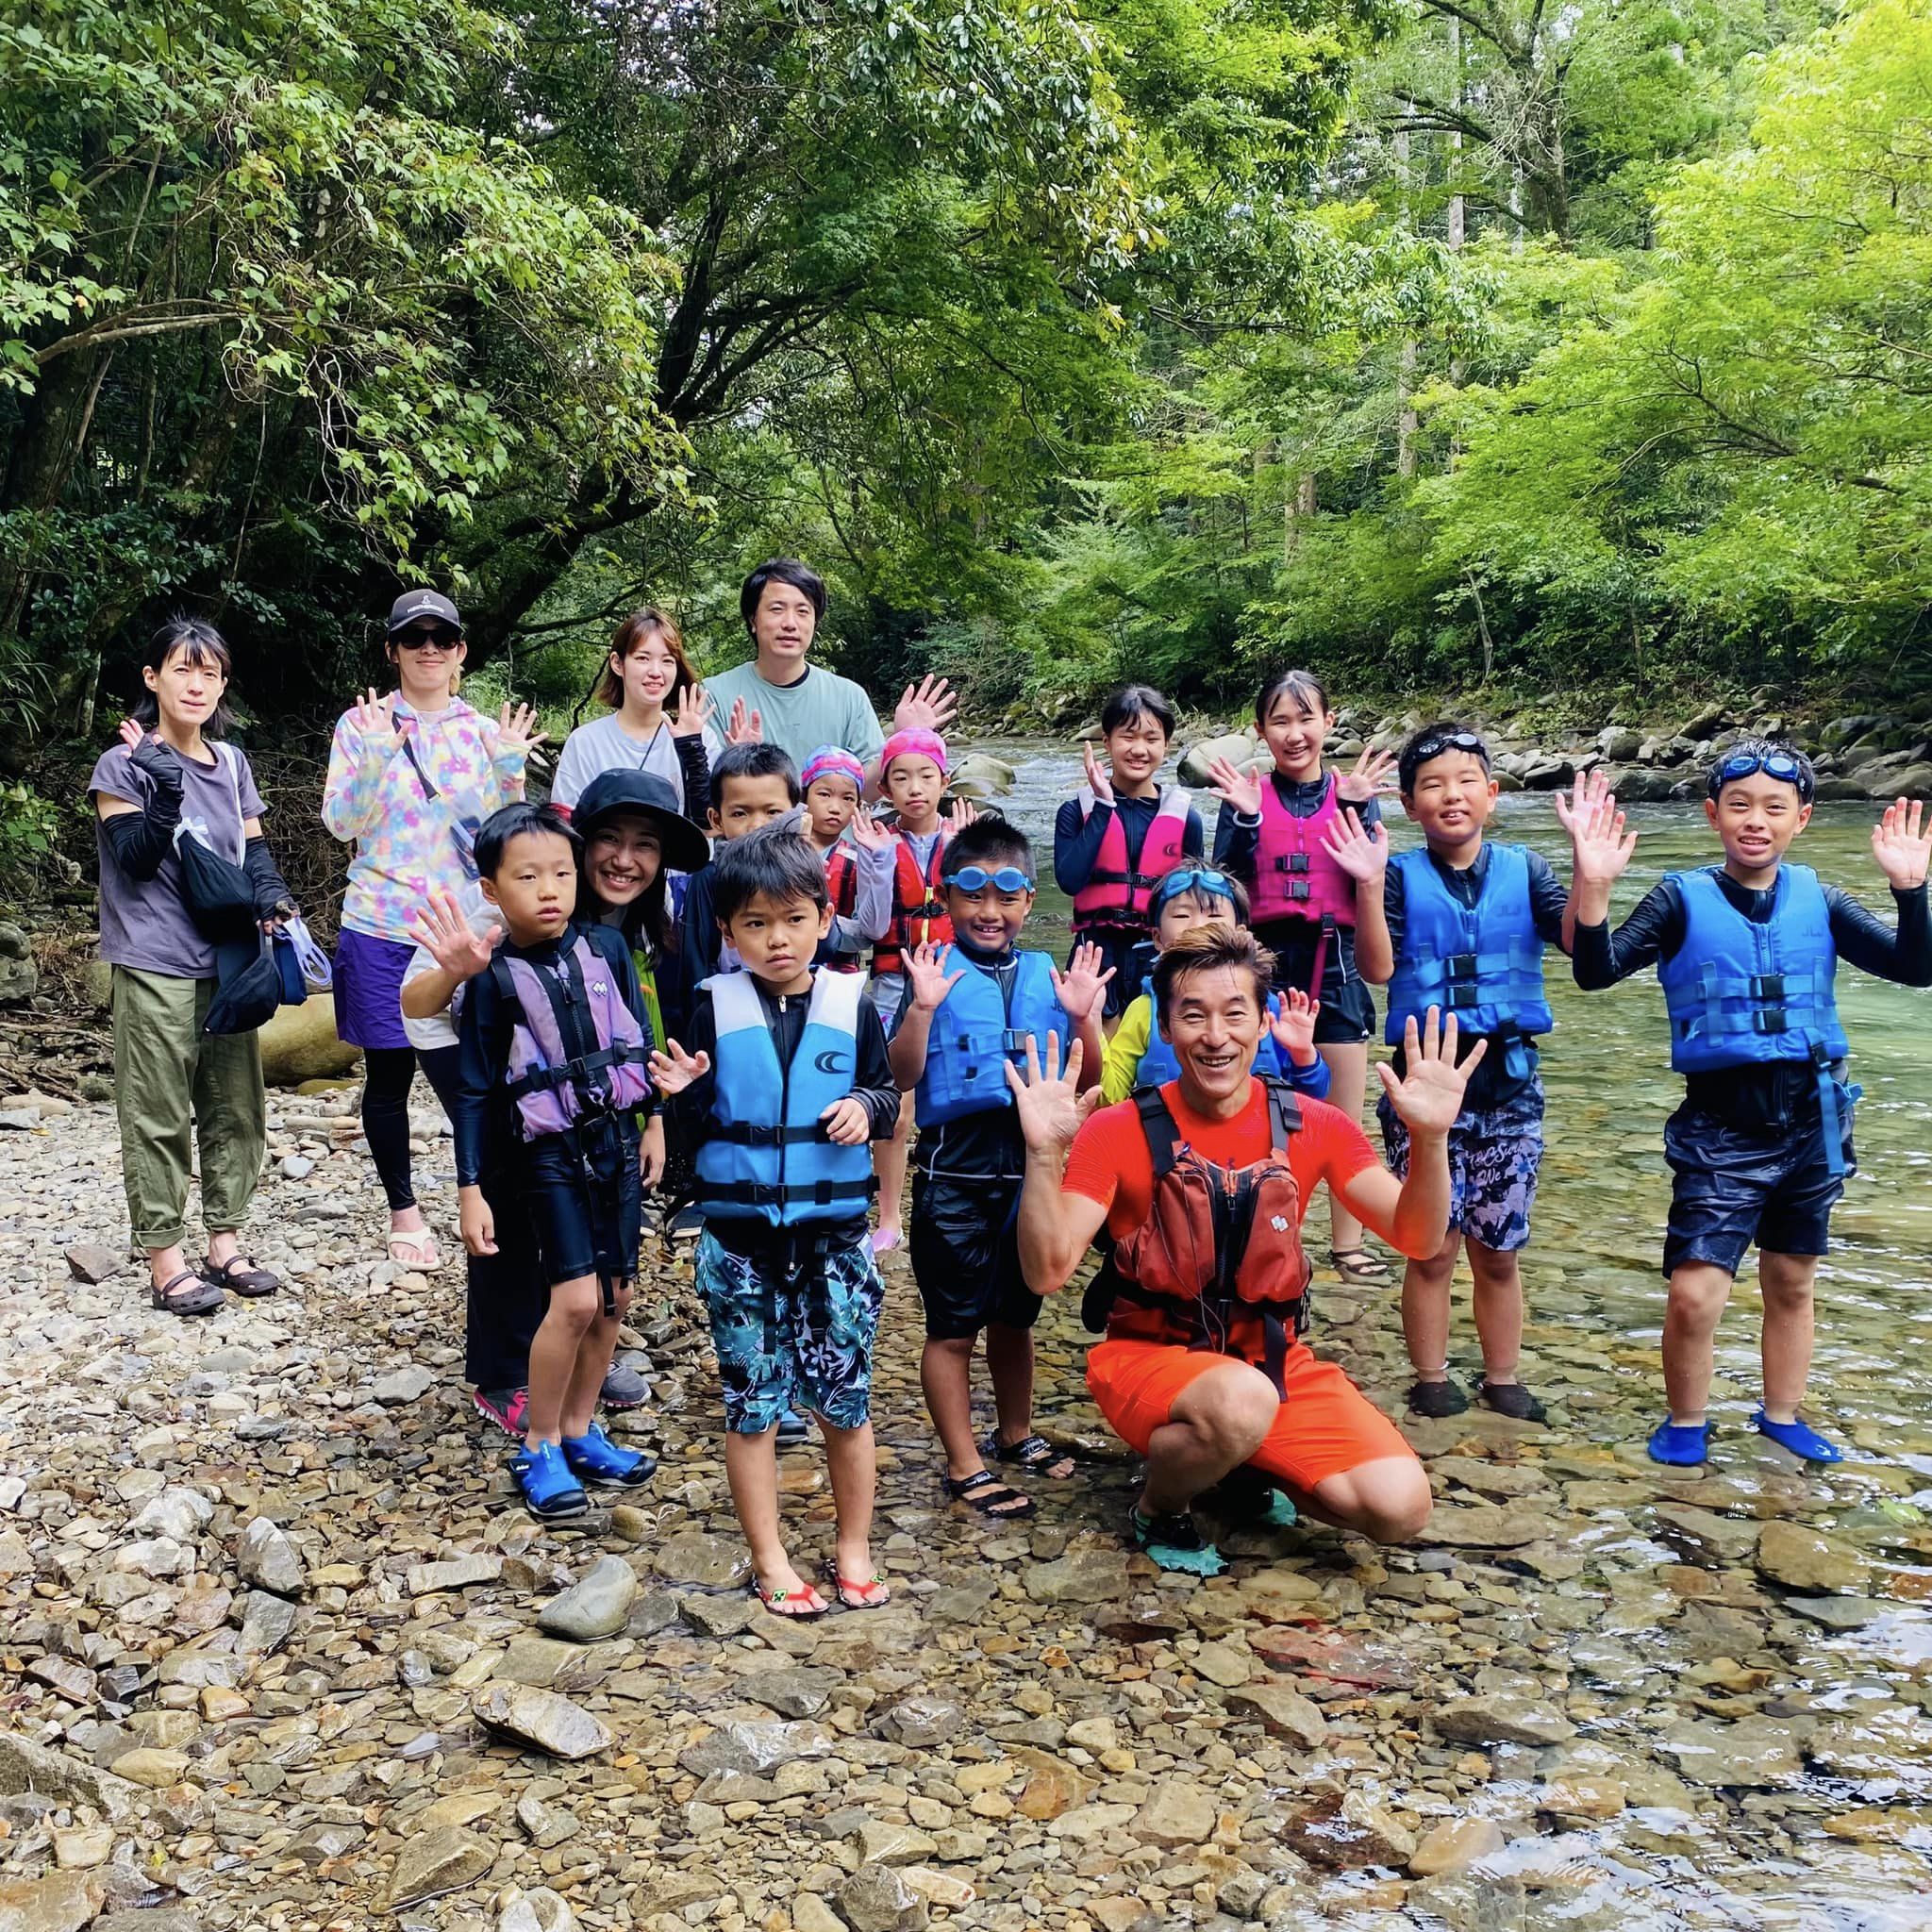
{"left": 1012, "top": 924, "right": 1480, "bottom": 1571}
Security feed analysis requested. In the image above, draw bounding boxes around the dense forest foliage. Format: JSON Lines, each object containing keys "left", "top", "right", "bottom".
{"left": 3, "top": 0, "right": 1928, "bottom": 789}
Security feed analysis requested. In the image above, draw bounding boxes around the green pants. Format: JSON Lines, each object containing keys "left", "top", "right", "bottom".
{"left": 111, "top": 964, "right": 266, "bottom": 1250}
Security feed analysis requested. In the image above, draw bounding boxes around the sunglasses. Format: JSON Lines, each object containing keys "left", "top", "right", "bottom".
{"left": 1709, "top": 749, "right": 1813, "bottom": 800}
{"left": 947, "top": 865, "right": 1034, "bottom": 893}
{"left": 1154, "top": 865, "right": 1238, "bottom": 910}
{"left": 395, "top": 630, "right": 461, "bottom": 653}
{"left": 1405, "top": 730, "right": 1490, "bottom": 770}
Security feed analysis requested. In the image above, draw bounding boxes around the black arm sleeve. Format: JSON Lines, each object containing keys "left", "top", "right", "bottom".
{"left": 1826, "top": 882, "right": 1932, "bottom": 987}
{"left": 242, "top": 837, "right": 294, "bottom": 918}
{"left": 681, "top": 866, "right": 723, "bottom": 980}
{"left": 452, "top": 962, "right": 505, "bottom": 1188}
{"left": 1525, "top": 850, "right": 1572, "bottom": 953}
{"left": 668, "top": 991, "right": 720, "bottom": 1147}
{"left": 102, "top": 800, "right": 181, "bottom": 883}
{"left": 675, "top": 730, "right": 711, "bottom": 827}
{"left": 1213, "top": 803, "right": 1260, "bottom": 877}
{"left": 1182, "top": 804, "right": 1206, "bottom": 860}
{"left": 850, "top": 1001, "right": 901, "bottom": 1139}
{"left": 1053, "top": 797, "right": 1111, "bottom": 896}
{"left": 1382, "top": 861, "right": 1407, "bottom": 964}
{"left": 1572, "top": 878, "right": 1687, "bottom": 991}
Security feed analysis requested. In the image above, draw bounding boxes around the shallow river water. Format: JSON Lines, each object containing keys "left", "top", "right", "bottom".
{"left": 987, "top": 741, "right": 1932, "bottom": 1926}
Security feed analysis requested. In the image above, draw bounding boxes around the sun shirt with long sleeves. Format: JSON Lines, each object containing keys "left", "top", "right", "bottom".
{"left": 323, "top": 695, "right": 527, "bottom": 941}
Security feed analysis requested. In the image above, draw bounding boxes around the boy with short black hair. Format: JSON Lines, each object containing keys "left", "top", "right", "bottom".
{"left": 675, "top": 741, "right": 801, "bottom": 991}
{"left": 651, "top": 825, "right": 900, "bottom": 1614}
{"left": 887, "top": 816, "right": 1111, "bottom": 1519}
{"left": 1565, "top": 745, "right": 1932, "bottom": 1464}
{"left": 452, "top": 802, "right": 658, "bottom": 1519}
{"left": 1348, "top": 723, "right": 1574, "bottom": 1424}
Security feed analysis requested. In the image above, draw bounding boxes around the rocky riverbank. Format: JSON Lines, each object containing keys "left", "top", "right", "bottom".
{"left": 1, "top": 1082, "right": 1930, "bottom": 1932}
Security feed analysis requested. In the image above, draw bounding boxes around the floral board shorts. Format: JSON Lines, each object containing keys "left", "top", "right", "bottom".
{"left": 694, "top": 1227, "right": 886, "bottom": 1435}
{"left": 1377, "top": 1078, "right": 1545, "bottom": 1255}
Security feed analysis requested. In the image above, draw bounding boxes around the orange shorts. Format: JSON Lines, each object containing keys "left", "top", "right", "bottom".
{"left": 1086, "top": 1339, "right": 1415, "bottom": 1494}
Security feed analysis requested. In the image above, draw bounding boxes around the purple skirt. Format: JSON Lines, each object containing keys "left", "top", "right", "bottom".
{"left": 332, "top": 927, "right": 414, "bottom": 1051}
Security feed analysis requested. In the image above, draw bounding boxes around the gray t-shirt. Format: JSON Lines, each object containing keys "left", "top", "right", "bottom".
{"left": 700, "top": 659, "right": 885, "bottom": 771}
{"left": 91, "top": 740, "right": 264, "bottom": 979}
{"left": 550, "top": 709, "right": 724, "bottom": 813}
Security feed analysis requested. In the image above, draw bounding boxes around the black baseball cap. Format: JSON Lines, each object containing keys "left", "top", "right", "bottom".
{"left": 386, "top": 589, "right": 463, "bottom": 635}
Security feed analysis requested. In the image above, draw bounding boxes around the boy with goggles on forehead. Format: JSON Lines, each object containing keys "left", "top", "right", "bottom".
{"left": 1565, "top": 740, "right": 1932, "bottom": 1465}
{"left": 888, "top": 816, "right": 1112, "bottom": 1521}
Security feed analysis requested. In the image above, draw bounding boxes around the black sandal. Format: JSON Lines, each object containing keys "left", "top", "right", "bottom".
{"left": 983, "top": 1430, "right": 1076, "bottom": 1481}
{"left": 1329, "top": 1246, "right": 1391, "bottom": 1285}
{"left": 151, "top": 1269, "right": 224, "bottom": 1317}
{"left": 201, "top": 1256, "right": 280, "bottom": 1298}
{"left": 943, "top": 1469, "right": 1036, "bottom": 1519}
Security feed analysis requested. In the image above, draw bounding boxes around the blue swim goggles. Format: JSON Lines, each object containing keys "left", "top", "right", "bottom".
{"left": 1707, "top": 747, "right": 1814, "bottom": 802}
{"left": 947, "top": 865, "right": 1034, "bottom": 893}
{"left": 1153, "top": 865, "right": 1239, "bottom": 912}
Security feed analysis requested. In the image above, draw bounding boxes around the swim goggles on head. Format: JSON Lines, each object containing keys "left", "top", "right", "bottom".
{"left": 1153, "top": 865, "right": 1239, "bottom": 911}
{"left": 1403, "top": 730, "right": 1490, "bottom": 771}
{"left": 1707, "top": 748, "right": 1814, "bottom": 802}
{"left": 947, "top": 865, "right": 1034, "bottom": 893}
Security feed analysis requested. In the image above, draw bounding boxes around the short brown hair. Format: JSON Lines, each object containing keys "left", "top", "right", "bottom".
{"left": 1151, "top": 923, "right": 1276, "bottom": 1025}
{"left": 595, "top": 608, "right": 699, "bottom": 710}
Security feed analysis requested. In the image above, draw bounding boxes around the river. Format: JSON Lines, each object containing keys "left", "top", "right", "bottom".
{"left": 980, "top": 739, "right": 1932, "bottom": 1924}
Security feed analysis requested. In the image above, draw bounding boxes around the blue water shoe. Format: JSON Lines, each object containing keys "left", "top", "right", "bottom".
{"left": 1752, "top": 1409, "right": 1842, "bottom": 1464}
{"left": 1647, "top": 1417, "right": 1714, "bottom": 1466}
{"left": 561, "top": 1423, "right": 658, "bottom": 1488}
{"left": 1129, "top": 1506, "right": 1227, "bottom": 1577}
{"left": 512, "top": 1441, "right": 590, "bottom": 1518}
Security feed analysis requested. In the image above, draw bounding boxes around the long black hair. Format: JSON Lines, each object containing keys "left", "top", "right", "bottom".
{"left": 583, "top": 852, "right": 675, "bottom": 963}
{"left": 130, "top": 616, "right": 235, "bottom": 734}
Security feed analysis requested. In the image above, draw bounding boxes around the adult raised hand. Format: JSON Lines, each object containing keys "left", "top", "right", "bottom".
{"left": 906, "top": 939, "right": 966, "bottom": 1013}
{"left": 1375, "top": 1008, "right": 1487, "bottom": 1140}
{"left": 725, "top": 696, "right": 764, "bottom": 746}
{"left": 1049, "top": 940, "right": 1116, "bottom": 1024}
{"left": 1080, "top": 739, "right": 1115, "bottom": 807}
{"left": 1206, "top": 755, "right": 1263, "bottom": 820}
{"left": 493, "top": 701, "right": 548, "bottom": 763}
{"left": 646, "top": 1039, "right": 712, "bottom": 1095}
{"left": 1337, "top": 744, "right": 1399, "bottom": 804}
{"left": 119, "top": 718, "right": 182, "bottom": 789}
{"left": 893, "top": 674, "right": 958, "bottom": 737}
{"left": 1320, "top": 806, "right": 1389, "bottom": 884}
{"left": 1872, "top": 797, "right": 1931, "bottom": 891}
{"left": 1003, "top": 1032, "right": 1100, "bottom": 1154}
{"left": 673, "top": 682, "right": 715, "bottom": 739}
{"left": 350, "top": 687, "right": 403, "bottom": 748}
{"left": 405, "top": 886, "right": 500, "bottom": 981}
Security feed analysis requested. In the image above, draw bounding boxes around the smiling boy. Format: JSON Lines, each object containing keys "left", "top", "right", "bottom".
{"left": 1565, "top": 743, "right": 1932, "bottom": 1463}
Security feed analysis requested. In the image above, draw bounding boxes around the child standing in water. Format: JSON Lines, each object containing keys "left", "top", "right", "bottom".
{"left": 1055, "top": 686, "right": 1204, "bottom": 1027}
{"left": 1565, "top": 751, "right": 1932, "bottom": 1464}
{"left": 1210, "top": 672, "right": 1397, "bottom": 1287}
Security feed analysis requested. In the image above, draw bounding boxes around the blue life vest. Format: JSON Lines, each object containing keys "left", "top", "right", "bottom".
{"left": 1658, "top": 864, "right": 1855, "bottom": 1172}
{"left": 693, "top": 969, "right": 875, "bottom": 1224}
{"left": 915, "top": 948, "right": 1068, "bottom": 1127}
{"left": 1134, "top": 977, "right": 1320, "bottom": 1092}
{"left": 1385, "top": 845, "right": 1552, "bottom": 1062}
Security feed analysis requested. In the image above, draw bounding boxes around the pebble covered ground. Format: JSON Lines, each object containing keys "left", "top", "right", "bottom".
{"left": 2, "top": 1075, "right": 1931, "bottom": 1932}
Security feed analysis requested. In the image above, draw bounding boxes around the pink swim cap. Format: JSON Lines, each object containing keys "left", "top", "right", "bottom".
{"left": 879, "top": 727, "right": 948, "bottom": 779}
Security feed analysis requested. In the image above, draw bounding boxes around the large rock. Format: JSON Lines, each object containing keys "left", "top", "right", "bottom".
{"left": 1282, "top": 1790, "right": 1416, "bottom": 1871}
{"left": 1408, "top": 1816, "right": 1505, "bottom": 1877}
{"left": 653, "top": 1528, "right": 752, "bottom": 1588}
{"left": 235, "top": 1516, "right": 306, "bottom": 1597}
{"left": 1132, "top": 1776, "right": 1218, "bottom": 1848}
{"left": 1023, "top": 1549, "right": 1127, "bottom": 1604}
{"left": 1597, "top": 725, "right": 1641, "bottom": 762}
{"left": 1658, "top": 1718, "right": 1806, "bottom": 1787}
{"left": 0, "top": 1735, "right": 136, "bottom": 1820}
{"left": 1178, "top": 733, "right": 1257, "bottom": 788}
{"left": 537, "top": 1556, "right": 637, "bottom": 1642}
{"left": 947, "top": 752, "right": 1016, "bottom": 799}
{"left": 1225, "top": 1682, "right": 1328, "bottom": 1747}
{"left": 1434, "top": 1693, "right": 1575, "bottom": 1747}
{"left": 384, "top": 1826, "right": 494, "bottom": 1909}
{"left": 1756, "top": 1519, "right": 1861, "bottom": 1593}
{"left": 676, "top": 1719, "right": 831, "bottom": 1776}
{"left": 839, "top": 1862, "right": 926, "bottom": 1932}
{"left": 0, "top": 923, "right": 37, "bottom": 1005}
{"left": 258, "top": 994, "right": 360, "bottom": 1087}
{"left": 473, "top": 1685, "right": 611, "bottom": 1760}
{"left": 0, "top": 1871, "right": 101, "bottom": 1932}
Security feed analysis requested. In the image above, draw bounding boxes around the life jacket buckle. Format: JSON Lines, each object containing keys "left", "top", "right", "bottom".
{"left": 1285, "top": 853, "right": 1311, "bottom": 874}
{"left": 1751, "top": 972, "right": 1786, "bottom": 999}
{"left": 1445, "top": 952, "right": 1480, "bottom": 982}
{"left": 1752, "top": 1008, "right": 1790, "bottom": 1035}
{"left": 1285, "top": 879, "right": 1312, "bottom": 902}
{"left": 1444, "top": 983, "right": 1481, "bottom": 1009}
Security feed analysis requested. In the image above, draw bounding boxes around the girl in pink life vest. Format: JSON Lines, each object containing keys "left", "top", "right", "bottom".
{"left": 1208, "top": 669, "right": 1398, "bottom": 1288}
{"left": 1053, "top": 685, "right": 1204, "bottom": 1032}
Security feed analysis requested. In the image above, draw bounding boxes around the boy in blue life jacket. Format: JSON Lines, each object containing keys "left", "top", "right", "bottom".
{"left": 887, "top": 817, "right": 1112, "bottom": 1521}
{"left": 452, "top": 804, "right": 660, "bottom": 1520}
{"left": 1351, "top": 724, "right": 1574, "bottom": 1424}
{"left": 649, "top": 826, "right": 901, "bottom": 1616}
{"left": 1564, "top": 745, "right": 1932, "bottom": 1465}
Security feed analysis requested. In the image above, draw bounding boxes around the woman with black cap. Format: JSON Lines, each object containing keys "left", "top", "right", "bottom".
{"left": 401, "top": 766, "right": 708, "bottom": 1433}
{"left": 323, "top": 589, "right": 546, "bottom": 1271}
{"left": 91, "top": 617, "right": 295, "bottom": 1314}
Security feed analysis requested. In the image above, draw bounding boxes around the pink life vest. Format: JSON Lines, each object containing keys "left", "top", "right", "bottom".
{"left": 1071, "top": 785, "right": 1192, "bottom": 930}
{"left": 1250, "top": 772, "right": 1357, "bottom": 928}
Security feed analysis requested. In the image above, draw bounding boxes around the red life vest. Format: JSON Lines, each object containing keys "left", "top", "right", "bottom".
{"left": 822, "top": 841, "right": 863, "bottom": 974}
{"left": 1105, "top": 1078, "right": 1311, "bottom": 1395}
{"left": 1249, "top": 773, "right": 1357, "bottom": 928}
{"left": 871, "top": 830, "right": 952, "bottom": 975}
{"left": 1071, "top": 786, "right": 1192, "bottom": 930}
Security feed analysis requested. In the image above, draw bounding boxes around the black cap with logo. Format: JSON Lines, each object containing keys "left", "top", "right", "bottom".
{"left": 386, "top": 589, "right": 463, "bottom": 635}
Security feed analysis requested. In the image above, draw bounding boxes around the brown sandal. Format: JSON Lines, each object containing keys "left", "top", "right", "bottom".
{"left": 201, "top": 1256, "right": 280, "bottom": 1298}
{"left": 1329, "top": 1246, "right": 1391, "bottom": 1286}
{"left": 151, "top": 1269, "right": 224, "bottom": 1316}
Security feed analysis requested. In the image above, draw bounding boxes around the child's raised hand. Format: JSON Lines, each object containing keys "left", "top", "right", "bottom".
{"left": 725, "top": 697, "right": 764, "bottom": 745}
{"left": 1050, "top": 940, "right": 1116, "bottom": 1023}
{"left": 1872, "top": 797, "right": 1931, "bottom": 890}
{"left": 406, "top": 887, "right": 499, "bottom": 979}
{"left": 849, "top": 806, "right": 892, "bottom": 852}
{"left": 943, "top": 796, "right": 979, "bottom": 834}
{"left": 907, "top": 940, "right": 964, "bottom": 1012}
{"left": 893, "top": 674, "right": 958, "bottom": 736}
{"left": 647, "top": 1039, "right": 711, "bottom": 1094}
{"left": 1556, "top": 770, "right": 1637, "bottom": 886}
{"left": 1270, "top": 987, "right": 1321, "bottom": 1062}
{"left": 1081, "top": 739, "right": 1115, "bottom": 807}
{"left": 1337, "top": 745, "right": 1398, "bottom": 803}
{"left": 1206, "top": 755, "right": 1263, "bottom": 820}
{"left": 819, "top": 1096, "right": 871, "bottom": 1146}
{"left": 673, "top": 682, "right": 715, "bottom": 739}
{"left": 1321, "top": 806, "right": 1388, "bottom": 883}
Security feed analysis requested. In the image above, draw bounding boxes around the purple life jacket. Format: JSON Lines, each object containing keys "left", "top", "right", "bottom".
{"left": 491, "top": 933, "right": 653, "bottom": 1141}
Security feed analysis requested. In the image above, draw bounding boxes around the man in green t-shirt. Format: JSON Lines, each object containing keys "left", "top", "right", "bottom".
{"left": 705, "top": 559, "right": 955, "bottom": 785}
